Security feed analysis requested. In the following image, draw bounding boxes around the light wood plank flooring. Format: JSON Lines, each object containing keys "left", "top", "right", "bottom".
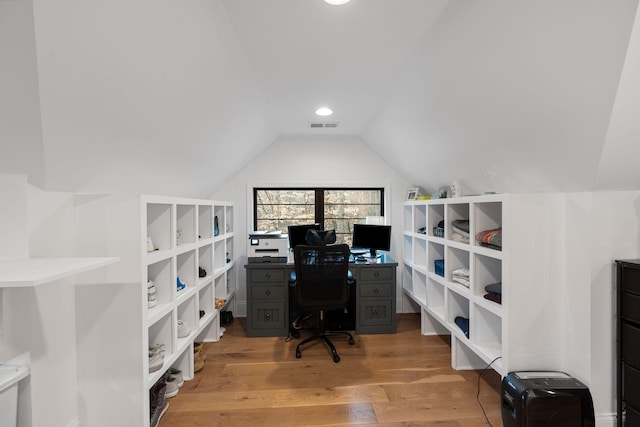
{"left": 160, "top": 313, "right": 502, "bottom": 426}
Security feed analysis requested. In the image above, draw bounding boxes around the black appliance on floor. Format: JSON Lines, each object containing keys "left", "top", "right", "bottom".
{"left": 501, "top": 371, "right": 595, "bottom": 427}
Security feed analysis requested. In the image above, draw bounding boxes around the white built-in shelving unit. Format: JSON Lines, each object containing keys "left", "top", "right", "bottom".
{"left": 402, "top": 193, "right": 564, "bottom": 377}
{"left": 73, "top": 194, "right": 236, "bottom": 427}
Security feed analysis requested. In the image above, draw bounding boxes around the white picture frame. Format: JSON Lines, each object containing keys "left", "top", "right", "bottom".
{"left": 406, "top": 187, "right": 419, "bottom": 200}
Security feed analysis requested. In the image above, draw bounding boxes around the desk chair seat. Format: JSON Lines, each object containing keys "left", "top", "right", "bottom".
{"left": 291, "top": 243, "right": 355, "bottom": 363}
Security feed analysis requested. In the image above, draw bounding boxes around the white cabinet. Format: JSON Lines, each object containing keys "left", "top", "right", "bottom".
{"left": 73, "top": 194, "right": 236, "bottom": 427}
{"left": 402, "top": 193, "right": 564, "bottom": 376}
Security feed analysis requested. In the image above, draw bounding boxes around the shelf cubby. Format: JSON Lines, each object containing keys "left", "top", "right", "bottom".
{"left": 447, "top": 289, "right": 470, "bottom": 339}
{"left": 473, "top": 201, "right": 502, "bottom": 249}
{"left": 428, "top": 241, "right": 445, "bottom": 277}
{"left": 427, "top": 278, "right": 445, "bottom": 321}
{"left": 412, "top": 270, "right": 427, "bottom": 306}
{"left": 428, "top": 204, "right": 444, "bottom": 238}
{"left": 403, "top": 204, "right": 413, "bottom": 233}
{"left": 198, "top": 284, "right": 214, "bottom": 323}
{"left": 214, "top": 239, "right": 225, "bottom": 271}
{"left": 473, "top": 304, "right": 502, "bottom": 362}
{"left": 177, "top": 250, "right": 196, "bottom": 294}
{"left": 148, "top": 311, "right": 173, "bottom": 359}
{"left": 176, "top": 204, "right": 196, "bottom": 246}
{"left": 225, "top": 205, "right": 233, "bottom": 233}
{"left": 446, "top": 203, "right": 470, "bottom": 243}
{"left": 214, "top": 274, "right": 226, "bottom": 301}
{"left": 403, "top": 234, "right": 413, "bottom": 264}
{"left": 447, "top": 246, "right": 470, "bottom": 289}
{"left": 147, "top": 203, "right": 172, "bottom": 252}
{"left": 226, "top": 267, "right": 235, "bottom": 299}
{"left": 214, "top": 206, "right": 224, "bottom": 237}
{"left": 414, "top": 205, "right": 427, "bottom": 234}
{"left": 474, "top": 253, "right": 502, "bottom": 299}
{"left": 177, "top": 294, "right": 197, "bottom": 343}
{"left": 414, "top": 238, "right": 427, "bottom": 269}
{"left": 197, "top": 245, "right": 213, "bottom": 285}
{"left": 198, "top": 204, "right": 213, "bottom": 240}
{"left": 147, "top": 258, "right": 173, "bottom": 307}
{"left": 403, "top": 265, "right": 414, "bottom": 297}
{"left": 226, "top": 237, "right": 233, "bottom": 265}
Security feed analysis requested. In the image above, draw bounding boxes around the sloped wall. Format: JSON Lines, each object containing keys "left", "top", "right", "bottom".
{"left": 364, "top": 0, "right": 639, "bottom": 196}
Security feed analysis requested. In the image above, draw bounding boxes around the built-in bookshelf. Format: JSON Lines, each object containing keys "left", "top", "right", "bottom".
{"left": 73, "top": 194, "right": 236, "bottom": 427}
{"left": 402, "top": 193, "right": 564, "bottom": 376}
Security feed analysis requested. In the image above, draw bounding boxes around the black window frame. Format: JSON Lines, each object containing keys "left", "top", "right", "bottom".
{"left": 253, "top": 187, "right": 385, "bottom": 243}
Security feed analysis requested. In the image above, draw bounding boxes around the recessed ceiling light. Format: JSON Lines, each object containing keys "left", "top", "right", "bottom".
{"left": 324, "top": 0, "right": 351, "bottom": 5}
{"left": 315, "top": 107, "right": 333, "bottom": 116}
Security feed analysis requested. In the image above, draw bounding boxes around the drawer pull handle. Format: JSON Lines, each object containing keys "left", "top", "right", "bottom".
{"left": 265, "top": 273, "right": 271, "bottom": 279}
{"left": 374, "top": 288, "right": 379, "bottom": 295}
{"left": 374, "top": 272, "right": 380, "bottom": 278}
{"left": 265, "top": 290, "right": 272, "bottom": 297}
{"left": 265, "top": 313, "right": 271, "bottom": 320}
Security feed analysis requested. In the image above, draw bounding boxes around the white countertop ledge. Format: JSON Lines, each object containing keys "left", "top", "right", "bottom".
{"left": 0, "top": 257, "right": 119, "bottom": 288}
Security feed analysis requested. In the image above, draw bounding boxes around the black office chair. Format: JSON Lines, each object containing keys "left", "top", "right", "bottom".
{"left": 291, "top": 242, "right": 355, "bottom": 363}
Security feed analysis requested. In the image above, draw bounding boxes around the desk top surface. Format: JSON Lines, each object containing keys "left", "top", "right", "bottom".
{"left": 245, "top": 252, "right": 397, "bottom": 267}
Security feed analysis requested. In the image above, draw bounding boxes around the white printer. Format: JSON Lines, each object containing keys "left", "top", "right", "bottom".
{"left": 248, "top": 231, "right": 288, "bottom": 263}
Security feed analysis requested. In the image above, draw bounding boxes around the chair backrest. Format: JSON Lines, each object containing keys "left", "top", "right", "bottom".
{"left": 305, "top": 229, "right": 336, "bottom": 246}
{"left": 293, "top": 243, "right": 350, "bottom": 310}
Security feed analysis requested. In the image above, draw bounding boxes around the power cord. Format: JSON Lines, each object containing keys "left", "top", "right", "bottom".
{"left": 477, "top": 356, "right": 502, "bottom": 426}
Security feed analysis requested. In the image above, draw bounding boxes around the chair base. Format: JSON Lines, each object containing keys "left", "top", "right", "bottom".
{"left": 295, "top": 330, "right": 355, "bottom": 363}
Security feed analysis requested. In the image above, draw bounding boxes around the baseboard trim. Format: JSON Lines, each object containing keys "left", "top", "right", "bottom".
{"left": 596, "top": 412, "right": 617, "bottom": 427}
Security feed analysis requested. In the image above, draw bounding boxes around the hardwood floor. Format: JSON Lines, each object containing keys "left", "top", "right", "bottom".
{"left": 160, "top": 314, "right": 503, "bottom": 426}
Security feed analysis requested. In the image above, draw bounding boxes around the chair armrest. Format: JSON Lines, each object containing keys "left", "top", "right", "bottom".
{"left": 347, "top": 270, "right": 354, "bottom": 285}
{"left": 289, "top": 271, "right": 297, "bottom": 286}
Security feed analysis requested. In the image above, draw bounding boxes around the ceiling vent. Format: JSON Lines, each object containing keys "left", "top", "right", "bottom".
{"left": 308, "top": 122, "right": 339, "bottom": 128}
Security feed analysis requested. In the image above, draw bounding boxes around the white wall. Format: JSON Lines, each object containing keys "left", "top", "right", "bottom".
{"left": 0, "top": 2, "right": 45, "bottom": 187}
{"left": 212, "top": 135, "right": 414, "bottom": 316}
{"left": 29, "top": 0, "right": 274, "bottom": 198}
{"left": 364, "top": 0, "right": 639, "bottom": 195}
{"left": 562, "top": 191, "right": 640, "bottom": 425}
{"left": 0, "top": 176, "right": 82, "bottom": 427}
{"left": 596, "top": 4, "right": 640, "bottom": 190}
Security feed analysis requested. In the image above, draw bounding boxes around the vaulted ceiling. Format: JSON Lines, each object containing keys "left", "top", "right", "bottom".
{"left": 1, "top": 0, "right": 639, "bottom": 197}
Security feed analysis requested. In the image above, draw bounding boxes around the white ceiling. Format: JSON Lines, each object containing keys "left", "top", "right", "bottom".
{"left": 220, "top": 0, "right": 448, "bottom": 135}
{"left": 1, "top": 0, "right": 640, "bottom": 197}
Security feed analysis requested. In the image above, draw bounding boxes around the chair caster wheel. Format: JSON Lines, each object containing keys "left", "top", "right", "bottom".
{"left": 333, "top": 355, "right": 340, "bottom": 363}
{"left": 349, "top": 337, "right": 354, "bottom": 345}
{"left": 296, "top": 350, "right": 302, "bottom": 359}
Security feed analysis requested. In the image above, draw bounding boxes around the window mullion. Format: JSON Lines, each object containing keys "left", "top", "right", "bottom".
{"left": 315, "top": 189, "right": 324, "bottom": 226}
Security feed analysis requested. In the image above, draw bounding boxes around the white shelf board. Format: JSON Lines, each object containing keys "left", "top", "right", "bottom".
{"left": 0, "top": 257, "right": 119, "bottom": 288}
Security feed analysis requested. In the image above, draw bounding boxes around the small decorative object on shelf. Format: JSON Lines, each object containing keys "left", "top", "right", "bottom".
{"left": 450, "top": 180, "right": 461, "bottom": 198}
{"left": 432, "top": 186, "right": 448, "bottom": 199}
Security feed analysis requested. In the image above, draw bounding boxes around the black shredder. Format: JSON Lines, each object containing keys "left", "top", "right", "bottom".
{"left": 501, "top": 371, "right": 595, "bottom": 427}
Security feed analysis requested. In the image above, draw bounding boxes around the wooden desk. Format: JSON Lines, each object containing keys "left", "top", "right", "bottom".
{"left": 244, "top": 254, "right": 398, "bottom": 337}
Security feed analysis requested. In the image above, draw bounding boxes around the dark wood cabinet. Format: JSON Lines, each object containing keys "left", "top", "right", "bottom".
{"left": 616, "top": 260, "right": 640, "bottom": 426}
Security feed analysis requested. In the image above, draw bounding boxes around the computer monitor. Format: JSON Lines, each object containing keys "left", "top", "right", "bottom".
{"left": 351, "top": 224, "right": 391, "bottom": 258}
{"left": 287, "top": 223, "right": 322, "bottom": 250}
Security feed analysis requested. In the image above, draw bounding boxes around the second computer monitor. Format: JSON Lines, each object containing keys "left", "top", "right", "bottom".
{"left": 352, "top": 224, "right": 391, "bottom": 258}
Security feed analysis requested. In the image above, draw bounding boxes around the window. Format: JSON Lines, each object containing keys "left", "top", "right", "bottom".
{"left": 254, "top": 188, "right": 384, "bottom": 245}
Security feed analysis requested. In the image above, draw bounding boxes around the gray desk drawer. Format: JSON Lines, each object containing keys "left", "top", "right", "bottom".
{"left": 360, "top": 283, "right": 393, "bottom": 298}
{"left": 249, "top": 269, "right": 286, "bottom": 283}
{"left": 250, "top": 303, "right": 286, "bottom": 331}
{"left": 359, "top": 267, "right": 393, "bottom": 282}
{"left": 250, "top": 285, "right": 285, "bottom": 301}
